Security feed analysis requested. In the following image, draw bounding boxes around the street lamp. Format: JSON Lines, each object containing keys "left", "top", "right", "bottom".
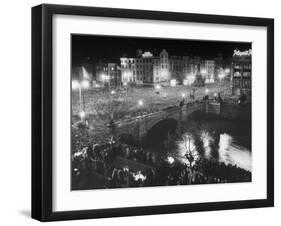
{"left": 138, "top": 100, "right": 144, "bottom": 107}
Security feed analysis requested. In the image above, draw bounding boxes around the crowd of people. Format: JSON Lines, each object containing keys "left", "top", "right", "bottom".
{"left": 72, "top": 133, "right": 252, "bottom": 190}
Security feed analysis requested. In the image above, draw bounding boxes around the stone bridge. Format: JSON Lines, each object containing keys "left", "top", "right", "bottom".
{"left": 114, "top": 100, "right": 251, "bottom": 142}
{"left": 115, "top": 101, "right": 206, "bottom": 141}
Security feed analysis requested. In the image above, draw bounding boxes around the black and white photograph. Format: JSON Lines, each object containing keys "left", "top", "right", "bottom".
{"left": 71, "top": 35, "right": 252, "bottom": 190}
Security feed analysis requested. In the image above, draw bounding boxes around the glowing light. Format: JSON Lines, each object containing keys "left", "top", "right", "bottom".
{"left": 72, "top": 80, "right": 80, "bottom": 90}
{"left": 155, "top": 84, "right": 161, "bottom": 90}
{"left": 101, "top": 74, "right": 110, "bottom": 81}
{"left": 205, "top": 89, "right": 209, "bottom": 94}
{"left": 170, "top": 79, "right": 177, "bottom": 87}
{"left": 79, "top": 111, "right": 85, "bottom": 119}
{"left": 177, "top": 134, "right": 199, "bottom": 166}
{"left": 81, "top": 80, "right": 90, "bottom": 89}
{"left": 181, "top": 93, "right": 186, "bottom": 98}
{"left": 142, "top": 51, "right": 153, "bottom": 57}
{"left": 218, "top": 73, "right": 225, "bottom": 80}
{"left": 95, "top": 84, "right": 100, "bottom": 88}
{"left": 110, "top": 90, "right": 116, "bottom": 95}
{"left": 213, "top": 93, "right": 217, "bottom": 97}
{"left": 138, "top": 100, "right": 143, "bottom": 106}
{"left": 233, "top": 49, "right": 252, "bottom": 57}
{"left": 82, "top": 66, "right": 90, "bottom": 79}
{"left": 123, "top": 82, "right": 127, "bottom": 86}
{"left": 200, "top": 131, "right": 214, "bottom": 159}
{"left": 201, "top": 69, "right": 207, "bottom": 75}
{"left": 185, "top": 74, "right": 195, "bottom": 85}
{"left": 133, "top": 171, "right": 146, "bottom": 181}
{"left": 224, "top": 68, "right": 230, "bottom": 74}
{"left": 167, "top": 156, "right": 175, "bottom": 164}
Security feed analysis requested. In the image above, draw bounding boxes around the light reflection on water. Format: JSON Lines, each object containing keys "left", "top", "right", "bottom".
{"left": 218, "top": 133, "right": 252, "bottom": 172}
{"left": 175, "top": 129, "right": 251, "bottom": 172}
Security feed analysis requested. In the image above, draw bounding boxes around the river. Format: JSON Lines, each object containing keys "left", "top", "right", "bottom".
{"left": 146, "top": 116, "right": 252, "bottom": 172}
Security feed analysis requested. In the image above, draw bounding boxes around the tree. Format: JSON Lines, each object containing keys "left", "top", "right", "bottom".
{"left": 182, "top": 135, "right": 199, "bottom": 168}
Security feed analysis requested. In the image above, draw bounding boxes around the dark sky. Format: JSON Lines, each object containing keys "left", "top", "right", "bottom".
{"left": 72, "top": 34, "right": 251, "bottom": 65}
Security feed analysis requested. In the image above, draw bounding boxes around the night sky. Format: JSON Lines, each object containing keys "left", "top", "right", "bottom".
{"left": 72, "top": 34, "right": 251, "bottom": 66}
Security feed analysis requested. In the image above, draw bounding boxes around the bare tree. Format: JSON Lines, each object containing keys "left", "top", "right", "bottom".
{"left": 182, "top": 135, "right": 199, "bottom": 168}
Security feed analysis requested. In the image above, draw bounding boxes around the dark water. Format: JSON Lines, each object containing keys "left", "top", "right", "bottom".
{"left": 146, "top": 116, "right": 252, "bottom": 172}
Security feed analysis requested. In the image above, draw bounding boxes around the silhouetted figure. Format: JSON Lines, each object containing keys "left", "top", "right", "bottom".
{"left": 217, "top": 92, "right": 223, "bottom": 103}
{"left": 203, "top": 95, "right": 209, "bottom": 101}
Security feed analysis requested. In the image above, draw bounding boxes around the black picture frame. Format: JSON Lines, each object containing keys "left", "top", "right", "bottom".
{"left": 32, "top": 4, "right": 274, "bottom": 222}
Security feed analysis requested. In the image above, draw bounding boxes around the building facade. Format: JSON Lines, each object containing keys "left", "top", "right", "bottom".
{"left": 201, "top": 60, "right": 215, "bottom": 83}
{"left": 230, "top": 50, "right": 252, "bottom": 95}
{"left": 95, "top": 62, "right": 121, "bottom": 86}
{"left": 120, "top": 49, "right": 171, "bottom": 85}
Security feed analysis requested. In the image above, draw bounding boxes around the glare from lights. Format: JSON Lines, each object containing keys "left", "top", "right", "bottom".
{"left": 213, "top": 92, "right": 217, "bottom": 97}
{"left": 72, "top": 80, "right": 80, "bottom": 90}
{"left": 183, "top": 80, "right": 189, "bottom": 86}
{"left": 224, "top": 68, "right": 230, "bottom": 74}
{"left": 155, "top": 84, "right": 161, "bottom": 90}
{"left": 123, "top": 82, "right": 127, "bottom": 86}
{"left": 81, "top": 80, "right": 90, "bottom": 89}
{"left": 110, "top": 90, "right": 116, "bottom": 95}
{"left": 218, "top": 73, "right": 225, "bottom": 80}
{"left": 185, "top": 74, "right": 195, "bottom": 85}
{"left": 133, "top": 171, "right": 146, "bottom": 181}
{"left": 181, "top": 93, "right": 186, "bottom": 98}
{"left": 170, "top": 79, "right": 177, "bottom": 87}
{"left": 205, "top": 89, "right": 209, "bottom": 94}
{"left": 79, "top": 111, "right": 85, "bottom": 119}
{"left": 201, "top": 69, "right": 207, "bottom": 75}
{"left": 138, "top": 100, "right": 143, "bottom": 106}
{"left": 167, "top": 156, "right": 175, "bottom": 164}
{"left": 101, "top": 74, "right": 110, "bottom": 81}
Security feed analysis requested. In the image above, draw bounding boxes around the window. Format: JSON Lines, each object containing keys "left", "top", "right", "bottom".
{"left": 234, "top": 72, "right": 241, "bottom": 77}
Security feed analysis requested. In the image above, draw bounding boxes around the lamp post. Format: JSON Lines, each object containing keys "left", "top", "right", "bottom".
{"left": 218, "top": 72, "right": 225, "bottom": 90}
{"left": 72, "top": 79, "right": 90, "bottom": 122}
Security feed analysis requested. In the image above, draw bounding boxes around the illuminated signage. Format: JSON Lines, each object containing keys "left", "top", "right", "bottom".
{"left": 233, "top": 49, "right": 252, "bottom": 57}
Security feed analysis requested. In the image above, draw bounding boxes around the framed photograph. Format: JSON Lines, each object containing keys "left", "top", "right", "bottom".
{"left": 32, "top": 4, "right": 274, "bottom": 221}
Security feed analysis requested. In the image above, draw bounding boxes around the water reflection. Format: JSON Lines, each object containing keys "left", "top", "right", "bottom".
{"left": 218, "top": 133, "right": 251, "bottom": 172}
{"left": 152, "top": 118, "right": 252, "bottom": 172}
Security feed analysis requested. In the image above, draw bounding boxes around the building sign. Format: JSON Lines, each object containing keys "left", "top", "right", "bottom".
{"left": 233, "top": 49, "right": 252, "bottom": 57}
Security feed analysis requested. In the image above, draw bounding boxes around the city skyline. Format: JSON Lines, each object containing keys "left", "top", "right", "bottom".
{"left": 72, "top": 34, "right": 251, "bottom": 65}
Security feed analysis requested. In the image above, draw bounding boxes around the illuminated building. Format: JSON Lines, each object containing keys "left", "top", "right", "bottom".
{"left": 169, "top": 56, "right": 184, "bottom": 82}
{"left": 214, "top": 53, "right": 224, "bottom": 81}
{"left": 230, "top": 49, "right": 252, "bottom": 95}
{"left": 95, "top": 62, "right": 121, "bottom": 86}
{"left": 201, "top": 60, "right": 215, "bottom": 83}
{"left": 120, "top": 49, "right": 170, "bottom": 85}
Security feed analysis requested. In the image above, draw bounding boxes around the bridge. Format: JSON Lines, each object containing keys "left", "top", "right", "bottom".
{"left": 113, "top": 100, "right": 251, "bottom": 142}
{"left": 72, "top": 100, "right": 250, "bottom": 142}
{"left": 115, "top": 101, "right": 205, "bottom": 142}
